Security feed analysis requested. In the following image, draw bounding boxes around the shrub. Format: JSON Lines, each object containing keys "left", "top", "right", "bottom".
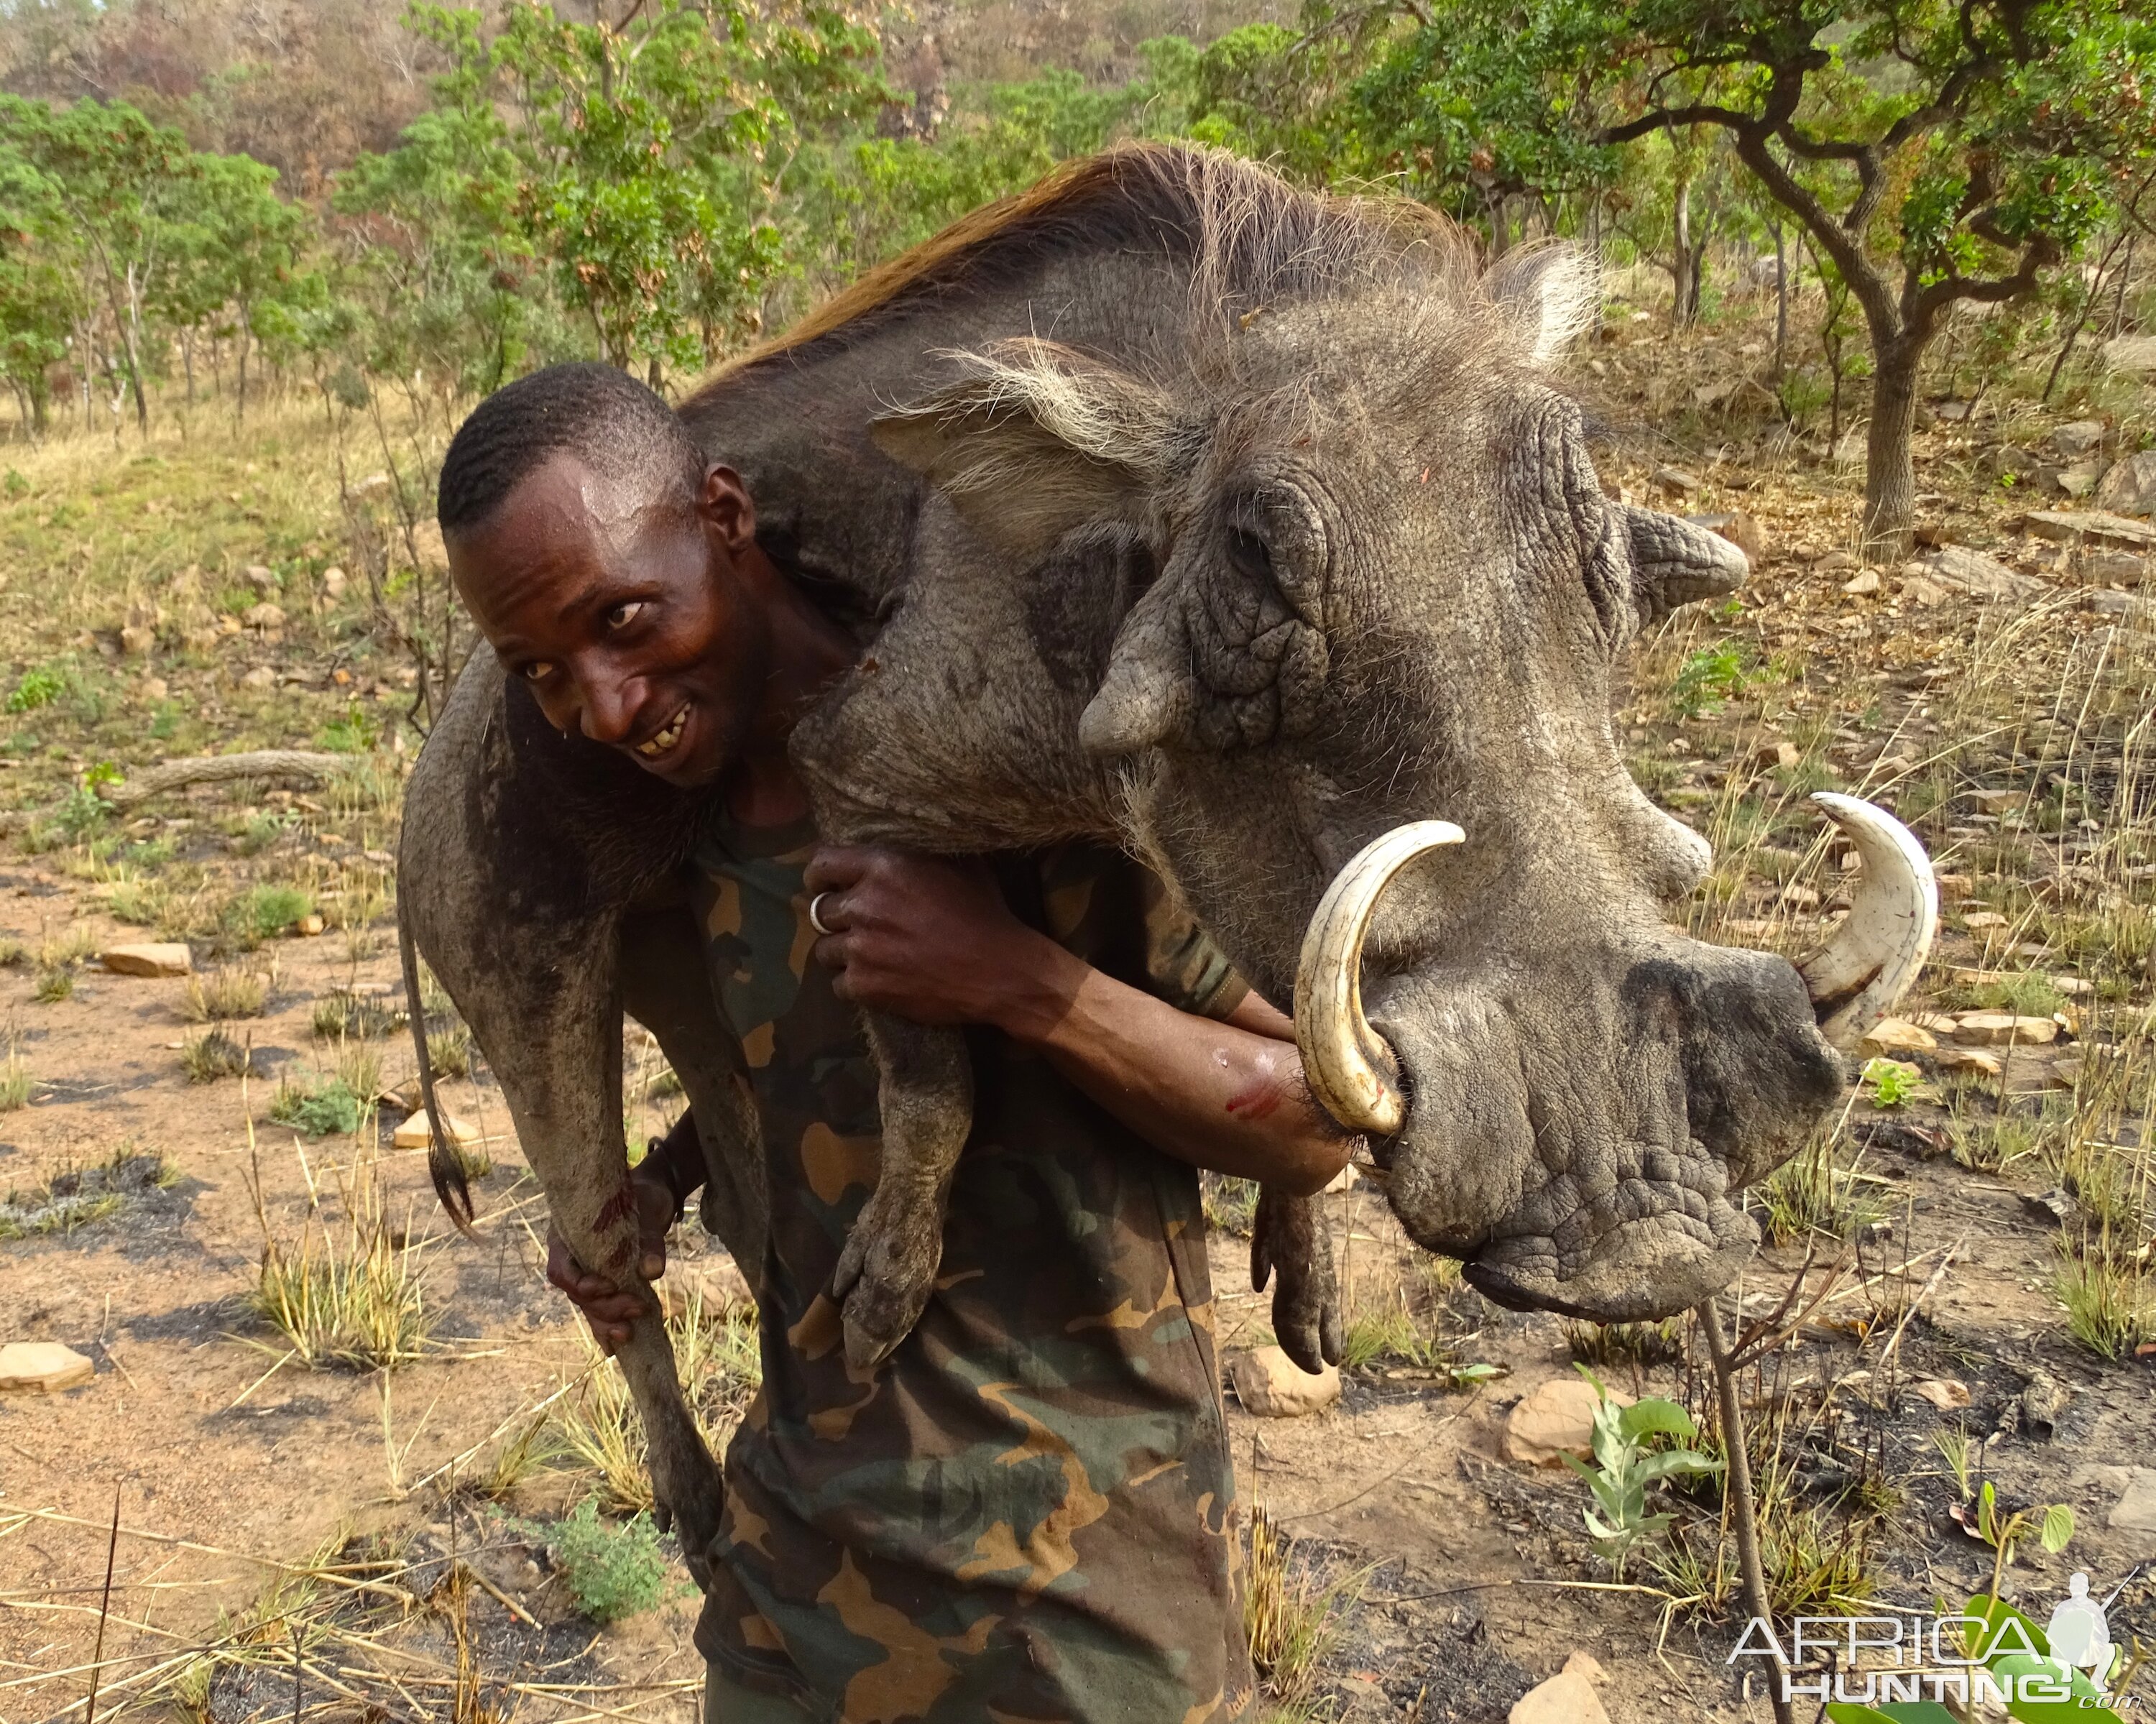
{"left": 544, "top": 1499, "right": 671, "bottom": 1624}
{"left": 270, "top": 1077, "right": 363, "bottom": 1138}
{"left": 183, "top": 968, "right": 267, "bottom": 1022}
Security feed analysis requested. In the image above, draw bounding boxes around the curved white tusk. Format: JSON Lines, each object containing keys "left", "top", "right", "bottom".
{"left": 1293, "top": 820, "right": 1465, "bottom": 1136}
{"left": 1797, "top": 792, "right": 1939, "bottom": 1051}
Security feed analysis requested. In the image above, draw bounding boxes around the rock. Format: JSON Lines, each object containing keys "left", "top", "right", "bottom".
{"left": 657, "top": 1255, "right": 757, "bottom": 1318}
{"left": 1652, "top": 466, "right": 1702, "bottom": 495}
{"left": 2094, "top": 450, "right": 2156, "bottom": 517}
{"left": 1899, "top": 573, "right": 1951, "bottom": 606}
{"left": 2084, "top": 589, "right": 2156, "bottom": 629}
{"left": 140, "top": 676, "right": 168, "bottom": 701}
{"left": 240, "top": 665, "right": 277, "bottom": 689}
{"left": 1935, "top": 1046, "right": 2004, "bottom": 1077}
{"left": 1227, "top": 1345, "right": 1341, "bottom": 1417}
{"left": 101, "top": 941, "right": 191, "bottom": 977}
{"left": 119, "top": 624, "right": 156, "bottom": 655}
{"left": 2026, "top": 1186, "right": 2077, "bottom": 1225}
{"left": 2109, "top": 1469, "right": 2156, "bottom": 1555}
{"left": 1509, "top": 1670, "right": 1610, "bottom": 1724}
{"left": 1753, "top": 740, "right": 1801, "bottom": 770}
{"left": 2058, "top": 461, "right": 2106, "bottom": 499}
{"left": 2051, "top": 420, "right": 2106, "bottom": 459}
{"left": 1815, "top": 549, "right": 1858, "bottom": 572}
{"left": 2020, "top": 1369, "right": 2070, "bottom": 1439}
{"left": 1503, "top": 1375, "right": 1625, "bottom": 1467}
{"left": 296, "top": 913, "right": 325, "bottom": 936}
{"left": 1560, "top": 1653, "right": 1608, "bottom": 1687}
{"left": 392, "top": 1107, "right": 479, "bottom": 1151}
{"left": 1685, "top": 511, "right": 1767, "bottom": 562}
{"left": 2081, "top": 549, "right": 2149, "bottom": 586}
{"left": 1910, "top": 545, "right": 2043, "bottom": 600}
{"left": 1910, "top": 1378, "right": 1971, "bottom": 1410}
{"left": 1953, "top": 1012, "right": 2058, "bottom": 1046}
{"left": 321, "top": 566, "right": 347, "bottom": 600}
{"left": 1841, "top": 569, "right": 1881, "bottom": 596}
{"left": 0, "top": 1341, "right": 95, "bottom": 1393}
{"left": 1934, "top": 872, "right": 1974, "bottom": 901}
{"left": 2022, "top": 508, "right": 2156, "bottom": 550}
{"left": 242, "top": 602, "right": 286, "bottom": 631}
{"left": 244, "top": 562, "right": 279, "bottom": 593}
{"left": 2104, "top": 334, "right": 2156, "bottom": 374}
{"left": 1968, "top": 788, "right": 2022, "bottom": 813}
{"left": 1861, "top": 1018, "right": 1936, "bottom": 1056}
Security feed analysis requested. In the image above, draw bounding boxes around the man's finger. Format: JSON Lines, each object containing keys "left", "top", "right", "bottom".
{"left": 803, "top": 847, "right": 875, "bottom": 893}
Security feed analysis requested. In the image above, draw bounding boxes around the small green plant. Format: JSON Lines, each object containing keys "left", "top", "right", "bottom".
{"left": 542, "top": 1498, "right": 671, "bottom": 1624}
{"left": 2054, "top": 1249, "right": 2152, "bottom": 1360}
{"left": 312, "top": 988, "right": 403, "bottom": 1040}
{"left": 427, "top": 1025, "right": 473, "bottom": 1080}
{"left": 316, "top": 704, "right": 380, "bottom": 754}
{"left": 6, "top": 664, "right": 65, "bottom": 714}
{"left": 1862, "top": 1057, "right": 1922, "bottom": 1108}
{"left": 1955, "top": 1480, "right": 2075, "bottom": 1605}
{"left": 270, "top": 1076, "right": 363, "bottom": 1138}
{"left": 0, "top": 1150, "right": 175, "bottom": 1238}
{"left": 33, "top": 966, "right": 73, "bottom": 1003}
{"left": 1562, "top": 1367, "right": 1723, "bottom": 1579}
{"left": 226, "top": 882, "right": 313, "bottom": 944}
{"left": 0, "top": 939, "right": 22, "bottom": 967}
{"left": 1670, "top": 642, "right": 1749, "bottom": 720}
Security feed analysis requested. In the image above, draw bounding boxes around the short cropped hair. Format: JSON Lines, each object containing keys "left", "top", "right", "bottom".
{"left": 436, "top": 362, "right": 707, "bottom": 538}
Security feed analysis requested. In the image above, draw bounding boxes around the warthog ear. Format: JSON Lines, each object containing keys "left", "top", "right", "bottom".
{"left": 1623, "top": 504, "right": 1750, "bottom": 625}
{"left": 870, "top": 339, "right": 1178, "bottom": 556}
{"left": 1484, "top": 241, "right": 1598, "bottom": 367}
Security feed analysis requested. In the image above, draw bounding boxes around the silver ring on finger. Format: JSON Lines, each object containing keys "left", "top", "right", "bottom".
{"left": 808, "top": 891, "right": 839, "bottom": 937}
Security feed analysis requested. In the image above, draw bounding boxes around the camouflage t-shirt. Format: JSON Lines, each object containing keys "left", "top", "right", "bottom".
{"left": 688, "top": 813, "right": 1256, "bottom": 1724}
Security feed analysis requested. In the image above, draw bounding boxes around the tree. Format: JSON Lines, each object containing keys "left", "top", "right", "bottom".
{"left": 0, "top": 149, "right": 83, "bottom": 436}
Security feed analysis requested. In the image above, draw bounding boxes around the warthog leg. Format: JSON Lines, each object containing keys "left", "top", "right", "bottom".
{"left": 1250, "top": 1188, "right": 1341, "bottom": 1372}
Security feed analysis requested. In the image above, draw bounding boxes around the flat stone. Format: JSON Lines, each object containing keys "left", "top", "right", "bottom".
{"left": 240, "top": 665, "right": 277, "bottom": 689}
{"left": 1503, "top": 1375, "right": 1626, "bottom": 1467}
{"left": 2110, "top": 1469, "right": 2156, "bottom": 1555}
{"left": 242, "top": 601, "right": 286, "bottom": 630}
{"left": 1814, "top": 549, "right": 1858, "bottom": 572}
{"left": 392, "top": 1107, "right": 479, "bottom": 1151}
{"left": 1227, "top": 1345, "right": 1341, "bottom": 1417}
{"left": 1653, "top": 466, "right": 1702, "bottom": 494}
{"left": 1560, "top": 1652, "right": 1608, "bottom": 1687}
{"left": 101, "top": 942, "right": 191, "bottom": 978}
{"left": 2104, "top": 334, "right": 2156, "bottom": 374}
{"left": 1968, "top": 788, "right": 2022, "bottom": 813}
{"left": 2082, "top": 549, "right": 2149, "bottom": 586}
{"left": 2022, "top": 509, "right": 2156, "bottom": 550}
{"left": 321, "top": 567, "right": 348, "bottom": 599}
{"left": 1842, "top": 569, "right": 1882, "bottom": 596}
{"left": 2094, "top": 450, "right": 2156, "bottom": 517}
{"left": 119, "top": 624, "right": 156, "bottom": 655}
{"left": 2058, "top": 461, "right": 2106, "bottom": 499}
{"left": 0, "top": 1342, "right": 95, "bottom": 1393}
{"left": 1861, "top": 1018, "right": 1936, "bottom": 1056}
{"left": 244, "top": 563, "right": 279, "bottom": 592}
{"left": 1899, "top": 573, "right": 1952, "bottom": 606}
{"left": 1910, "top": 545, "right": 2043, "bottom": 600}
{"left": 2051, "top": 420, "right": 2106, "bottom": 458}
{"left": 1934, "top": 872, "right": 1974, "bottom": 901}
{"left": 1963, "top": 911, "right": 2010, "bottom": 928}
{"left": 2084, "top": 590, "right": 2156, "bottom": 629}
{"left": 1755, "top": 740, "right": 1802, "bottom": 770}
{"left": 1935, "top": 1046, "right": 2004, "bottom": 1077}
{"left": 1910, "top": 1378, "right": 1971, "bottom": 1410}
{"left": 1953, "top": 1012, "right": 2058, "bottom": 1046}
{"left": 1510, "top": 1670, "right": 1611, "bottom": 1724}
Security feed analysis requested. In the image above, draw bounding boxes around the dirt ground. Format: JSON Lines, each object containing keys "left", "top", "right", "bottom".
{"left": 3, "top": 286, "right": 2155, "bottom": 1723}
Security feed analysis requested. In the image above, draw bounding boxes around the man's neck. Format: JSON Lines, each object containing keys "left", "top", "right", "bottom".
{"left": 727, "top": 546, "right": 856, "bottom": 828}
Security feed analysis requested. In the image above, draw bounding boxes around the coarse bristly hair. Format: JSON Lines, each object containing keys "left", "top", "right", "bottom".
{"left": 436, "top": 361, "right": 708, "bottom": 538}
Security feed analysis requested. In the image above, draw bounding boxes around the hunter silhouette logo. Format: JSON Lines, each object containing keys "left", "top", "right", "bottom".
{"left": 2047, "top": 1573, "right": 2115, "bottom": 1692}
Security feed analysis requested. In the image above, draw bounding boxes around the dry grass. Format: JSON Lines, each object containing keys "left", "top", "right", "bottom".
{"left": 1243, "top": 1504, "right": 1366, "bottom": 1710}
{"left": 184, "top": 965, "right": 268, "bottom": 1022}
{"left": 245, "top": 1148, "right": 433, "bottom": 1370}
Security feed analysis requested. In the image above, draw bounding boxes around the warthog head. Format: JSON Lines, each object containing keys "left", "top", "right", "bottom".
{"left": 874, "top": 178, "right": 1932, "bottom": 1321}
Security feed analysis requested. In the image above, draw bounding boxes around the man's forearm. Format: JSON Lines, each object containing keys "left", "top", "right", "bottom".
{"left": 989, "top": 935, "right": 1353, "bottom": 1195}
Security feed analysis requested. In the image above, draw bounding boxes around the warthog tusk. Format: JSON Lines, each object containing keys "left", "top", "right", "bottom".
{"left": 1293, "top": 821, "right": 1465, "bottom": 1136}
{"left": 1798, "top": 792, "right": 1939, "bottom": 1051}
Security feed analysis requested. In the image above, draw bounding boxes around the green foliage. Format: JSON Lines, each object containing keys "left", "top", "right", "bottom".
{"left": 270, "top": 1076, "right": 364, "bottom": 1138}
{"left": 1862, "top": 1057, "right": 1921, "bottom": 1109}
{"left": 1669, "top": 642, "right": 1748, "bottom": 720}
{"left": 542, "top": 1498, "right": 672, "bottom": 1624}
{"left": 226, "top": 882, "right": 313, "bottom": 942}
{"left": 6, "top": 665, "right": 64, "bottom": 713}
{"left": 1560, "top": 1366, "right": 1722, "bottom": 1578}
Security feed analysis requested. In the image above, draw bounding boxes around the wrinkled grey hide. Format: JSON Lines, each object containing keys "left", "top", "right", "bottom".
{"left": 400, "top": 144, "right": 1840, "bottom": 1560}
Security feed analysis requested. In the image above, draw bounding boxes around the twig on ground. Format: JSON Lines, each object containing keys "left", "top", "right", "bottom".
{"left": 83, "top": 1483, "right": 120, "bottom": 1724}
{"left": 1699, "top": 1296, "right": 1796, "bottom": 1724}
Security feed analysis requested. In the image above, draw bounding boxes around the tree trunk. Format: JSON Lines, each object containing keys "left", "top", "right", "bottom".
{"left": 236, "top": 312, "right": 249, "bottom": 425}
{"left": 1672, "top": 177, "right": 1693, "bottom": 328}
{"left": 1772, "top": 220, "right": 1788, "bottom": 383}
{"left": 1864, "top": 333, "right": 1923, "bottom": 558}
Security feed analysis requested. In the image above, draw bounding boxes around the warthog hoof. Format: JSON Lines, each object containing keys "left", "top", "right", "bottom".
{"left": 831, "top": 1190, "right": 941, "bottom": 1372}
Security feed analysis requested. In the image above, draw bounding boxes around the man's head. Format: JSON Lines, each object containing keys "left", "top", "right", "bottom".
{"left": 440, "top": 361, "right": 768, "bottom": 787}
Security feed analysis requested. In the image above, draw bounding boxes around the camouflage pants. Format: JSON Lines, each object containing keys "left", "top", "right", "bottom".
{"left": 707, "top": 1663, "right": 818, "bottom": 1724}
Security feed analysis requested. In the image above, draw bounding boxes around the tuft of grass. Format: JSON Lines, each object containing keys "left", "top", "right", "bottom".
{"left": 183, "top": 967, "right": 267, "bottom": 1021}
{"left": 0, "top": 939, "right": 22, "bottom": 967}
{"left": 0, "top": 1149, "right": 176, "bottom": 1238}
{"left": 0, "top": 1048, "right": 29, "bottom": 1112}
{"left": 311, "top": 987, "right": 403, "bottom": 1040}
{"left": 1199, "top": 1171, "right": 1261, "bottom": 1237}
{"left": 32, "top": 966, "right": 73, "bottom": 1002}
{"left": 2055, "top": 1249, "right": 2153, "bottom": 1361}
{"left": 427, "top": 1024, "right": 473, "bottom": 1080}
{"left": 180, "top": 1028, "right": 253, "bottom": 1084}
{"left": 247, "top": 1154, "right": 430, "bottom": 1369}
{"left": 538, "top": 1499, "right": 671, "bottom": 1625}
{"left": 224, "top": 881, "right": 313, "bottom": 946}
{"left": 1244, "top": 1504, "right": 1365, "bottom": 1709}
{"left": 1754, "top": 1131, "right": 1887, "bottom": 1244}
{"left": 1567, "top": 1318, "right": 1687, "bottom": 1370}
{"left": 37, "top": 924, "right": 100, "bottom": 969}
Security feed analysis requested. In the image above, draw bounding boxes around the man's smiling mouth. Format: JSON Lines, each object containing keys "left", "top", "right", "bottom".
{"left": 635, "top": 705, "right": 689, "bottom": 760}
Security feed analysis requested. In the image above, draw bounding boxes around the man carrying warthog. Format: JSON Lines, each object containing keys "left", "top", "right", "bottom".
{"left": 436, "top": 360, "right": 1353, "bottom": 1722}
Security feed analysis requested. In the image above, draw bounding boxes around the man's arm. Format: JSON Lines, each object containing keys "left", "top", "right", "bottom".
{"left": 802, "top": 848, "right": 1353, "bottom": 1197}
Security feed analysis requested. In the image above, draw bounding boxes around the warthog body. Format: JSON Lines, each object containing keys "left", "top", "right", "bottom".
{"left": 402, "top": 144, "right": 1917, "bottom": 1560}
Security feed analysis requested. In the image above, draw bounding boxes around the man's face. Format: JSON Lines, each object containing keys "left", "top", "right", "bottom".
{"left": 448, "top": 453, "right": 770, "bottom": 788}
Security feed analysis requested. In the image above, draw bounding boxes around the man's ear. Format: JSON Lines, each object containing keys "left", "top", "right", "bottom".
{"left": 700, "top": 464, "right": 757, "bottom": 554}
{"left": 870, "top": 338, "right": 1180, "bottom": 558}
{"left": 1622, "top": 504, "right": 1749, "bottom": 625}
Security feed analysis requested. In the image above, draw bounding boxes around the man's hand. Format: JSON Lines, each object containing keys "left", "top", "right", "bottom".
{"left": 545, "top": 1168, "right": 676, "bottom": 1355}
{"left": 803, "top": 847, "right": 1077, "bottom": 1028}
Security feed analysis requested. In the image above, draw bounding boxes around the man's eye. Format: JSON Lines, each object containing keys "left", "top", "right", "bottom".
{"left": 605, "top": 601, "right": 645, "bottom": 630}
{"left": 520, "top": 661, "right": 555, "bottom": 682}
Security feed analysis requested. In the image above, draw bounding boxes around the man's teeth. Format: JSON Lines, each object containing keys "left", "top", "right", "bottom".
{"left": 637, "top": 708, "right": 688, "bottom": 758}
